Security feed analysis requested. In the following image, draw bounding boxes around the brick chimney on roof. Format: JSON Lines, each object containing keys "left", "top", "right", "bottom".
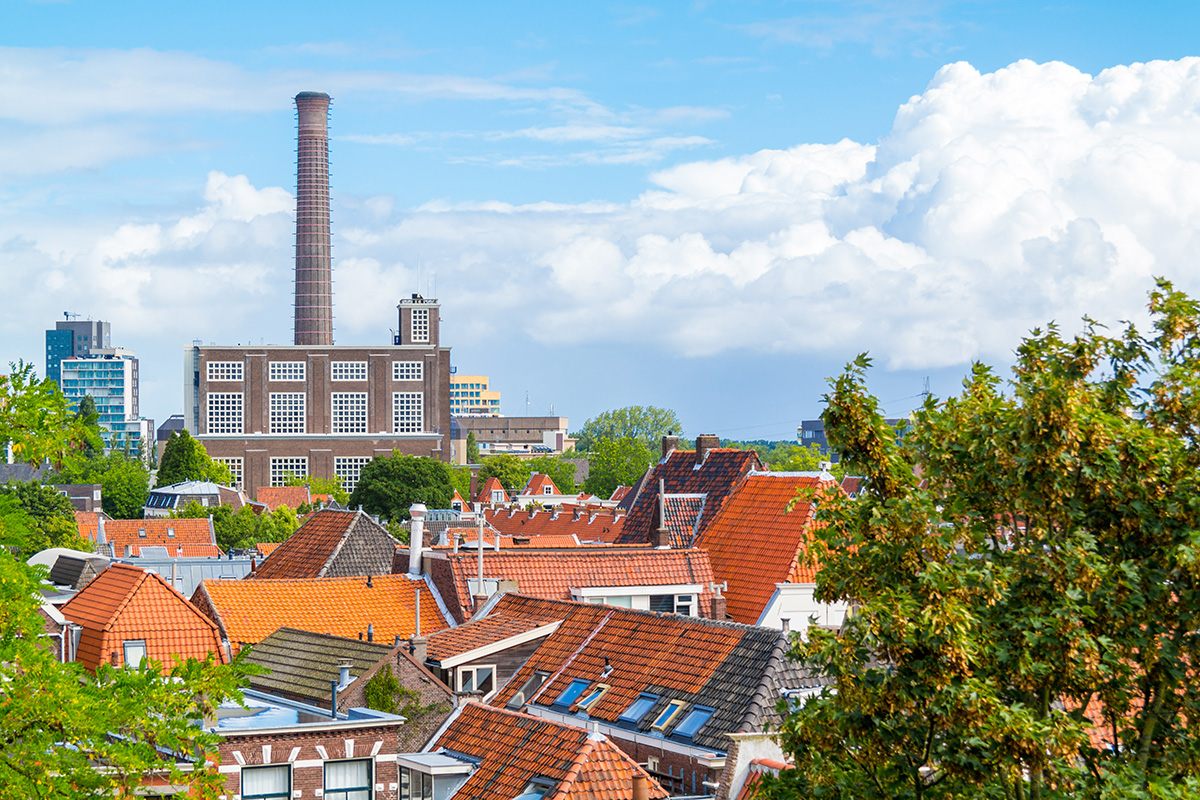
{"left": 695, "top": 434, "right": 719, "bottom": 464}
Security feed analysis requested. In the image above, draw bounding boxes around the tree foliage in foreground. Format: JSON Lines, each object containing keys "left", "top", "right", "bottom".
{"left": 0, "top": 552, "right": 251, "bottom": 798}
{"left": 0, "top": 361, "right": 93, "bottom": 470}
{"left": 763, "top": 282, "right": 1200, "bottom": 799}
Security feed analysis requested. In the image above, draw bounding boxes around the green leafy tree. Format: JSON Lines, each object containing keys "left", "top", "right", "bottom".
{"left": 74, "top": 394, "right": 105, "bottom": 459}
{"left": 583, "top": 437, "right": 654, "bottom": 499}
{"left": 0, "top": 481, "right": 89, "bottom": 554}
{"left": 0, "top": 360, "right": 93, "bottom": 470}
{"left": 348, "top": 453, "right": 454, "bottom": 521}
{"left": 476, "top": 453, "right": 532, "bottom": 493}
{"left": 526, "top": 455, "right": 578, "bottom": 493}
{"left": 765, "top": 441, "right": 847, "bottom": 478}
{"left": 465, "top": 431, "right": 480, "bottom": 463}
{"left": 54, "top": 450, "right": 151, "bottom": 520}
{"left": 572, "top": 405, "right": 683, "bottom": 452}
{"left": 169, "top": 502, "right": 300, "bottom": 551}
{"left": 449, "top": 465, "right": 471, "bottom": 502}
{"left": 765, "top": 282, "right": 1200, "bottom": 800}
{"left": 0, "top": 551, "right": 253, "bottom": 798}
{"left": 155, "top": 430, "right": 232, "bottom": 488}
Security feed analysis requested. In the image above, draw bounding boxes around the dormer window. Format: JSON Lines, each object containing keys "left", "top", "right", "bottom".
{"left": 543, "top": 485, "right": 552, "bottom": 495}
{"left": 552, "top": 678, "right": 592, "bottom": 708}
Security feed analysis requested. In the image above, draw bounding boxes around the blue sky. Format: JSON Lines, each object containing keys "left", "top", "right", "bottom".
{"left": 5, "top": 1, "right": 1200, "bottom": 440}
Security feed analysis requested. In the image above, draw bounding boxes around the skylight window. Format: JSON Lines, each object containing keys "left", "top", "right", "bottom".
{"left": 577, "top": 683, "right": 610, "bottom": 712}
{"left": 619, "top": 693, "right": 659, "bottom": 723}
{"left": 672, "top": 706, "right": 714, "bottom": 738}
{"left": 552, "top": 679, "right": 592, "bottom": 708}
{"left": 650, "top": 700, "right": 687, "bottom": 730}
{"left": 513, "top": 777, "right": 556, "bottom": 800}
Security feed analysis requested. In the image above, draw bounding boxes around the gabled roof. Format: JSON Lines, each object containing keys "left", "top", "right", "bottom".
{"left": 696, "top": 472, "right": 835, "bottom": 624}
{"left": 250, "top": 509, "right": 399, "bottom": 580}
{"left": 483, "top": 506, "right": 625, "bottom": 543}
{"left": 255, "top": 485, "right": 311, "bottom": 511}
{"left": 429, "top": 548, "right": 717, "bottom": 623}
{"left": 73, "top": 510, "right": 108, "bottom": 542}
{"left": 495, "top": 598, "right": 824, "bottom": 752}
{"left": 475, "top": 476, "right": 509, "bottom": 503}
{"left": 246, "top": 626, "right": 393, "bottom": 701}
{"left": 48, "top": 553, "right": 108, "bottom": 589}
{"left": 615, "top": 449, "right": 762, "bottom": 545}
{"left": 193, "top": 573, "right": 451, "bottom": 652}
{"left": 609, "top": 486, "right": 632, "bottom": 503}
{"left": 432, "top": 704, "right": 670, "bottom": 800}
{"left": 426, "top": 594, "right": 575, "bottom": 663}
{"left": 89, "top": 518, "right": 220, "bottom": 558}
{"left": 60, "top": 563, "right": 226, "bottom": 672}
{"left": 663, "top": 494, "right": 706, "bottom": 548}
{"left": 521, "top": 473, "right": 561, "bottom": 496}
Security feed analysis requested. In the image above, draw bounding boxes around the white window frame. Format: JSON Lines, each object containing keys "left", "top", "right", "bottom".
{"left": 206, "top": 392, "right": 243, "bottom": 434}
{"left": 324, "top": 758, "right": 373, "bottom": 800}
{"left": 242, "top": 764, "right": 291, "bottom": 800}
{"left": 268, "top": 361, "right": 306, "bottom": 382}
{"left": 270, "top": 457, "right": 308, "bottom": 487}
{"left": 213, "top": 457, "right": 243, "bottom": 489}
{"left": 206, "top": 361, "right": 243, "bottom": 382}
{"left": 123, "top": 639, "right": 146, "bottom": 668}
{"left": 331, "top": 392, "right": 368, "bottom": 434}
{"left": 393, "top": 392, "right": 423, "bottom": 433}
{"left": 334, "top": 456, "right": 373, "bottom": 494}
{"left": 411, "top": 307, "right": 429, "bottom": 343}
{"left": 330, "top": 361, "right": 368, "bottom": 382}
{"left": 393, "top": 361, "right": 423, "bottom": 382}
{"left": 457, "top": 664, "right": 497, "bottom": 700}
{"left": 269, "top": 392, "right": 307, "bottom": 434}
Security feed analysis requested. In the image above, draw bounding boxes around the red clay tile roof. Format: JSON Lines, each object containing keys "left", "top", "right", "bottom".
{"left": 840, "top": 476, "right": 865, "bottom": 497}
{"left": 663, "top": 494, "right": 706, "bottom": 548}
{"left": 256, "top": 542, "right": 282, "bottom": 558}
{"left": 696, "top": 473, "right": 834, "bottom": 624}
{"left": 609, "top": 486, "right": 631, "bottom": 503}
{"left": 521, "top": 473, "right": 561, "bottom": 496}
{"left": 193, "top": 573, "right": 450, "bottom": 652}
{"left": 255, "top": 485, "right": 311, "bottom": 510}
{"left": 435, "top": 548, "right": 716, "bottom": 622}
{"left": 494, "top": 599, "right": 797, "bottom": 752}
{"left": 91, "top": 518, "right": 220, "bottom": 558}
{"left": 433, "top": 703, "right": 669, "bottom": 800}
{"left": 74, "top": 510, "right": 106, "bottom": 541}
{"left": 476, "top": 476, "right": 510, "bottom": 503}
{"left": 250, "top": 509, "right": 398, "bottom": 580}
{"left": 426, "top": 611, "right": 561, "bottom": 662}
{"left": 60, "top": 563, "right": 226, "bottom": 672}
{"left": 483, "top": 506, "right": 625, "bottom": 544}
{"left": 616, "top": 449, "right": 762, "bottom": 545}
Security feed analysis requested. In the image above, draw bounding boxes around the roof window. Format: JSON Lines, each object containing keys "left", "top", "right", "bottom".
{"left": 576, "top": 683, "right": 610, "bottom": 712}
{"left": 513, "top": 777, "right": 557, "bottom": 800}
{"left": 137, "top": 528, "right": 146, "bottom": 538}
{"left": 651, "top": 700, "right": 687, "bottom": 731}
{"left": 552, "top": 678, "right": 592, "bottom": 708}
{"left": 619, "top": 693, "right": 659, "bottom": 723}
{"left": 167, "top": 528, "right": 175, "bottom": 537}
{"left": 672, "top": 705, "right": 714, "bottom": 738}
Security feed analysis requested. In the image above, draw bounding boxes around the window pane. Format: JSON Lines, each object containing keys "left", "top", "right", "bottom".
{"left": 123, "top": 640, "right": 146, "bottom": 668}
{"left": 478, "top": 667, "right": 495, "bottom": 696}
{"left": 554, "top": 679, "right": 591, "bottom": 707}
{"left": 401, "top": 767, "right": 410, "bottom": 800}
{"left": 674, "top": 707, "right": 713, "bottom": 738}
{"left": 243, "top": 765, "right": 289, "bottom": 799}
{"left": 421, "top": 771, "right": 433, "bottom": 800}
{"left": 620, "top": 694, "right": 658, "bottom": 722}
{"left": 650, "top": 594, "right": 675, "bottom": 613}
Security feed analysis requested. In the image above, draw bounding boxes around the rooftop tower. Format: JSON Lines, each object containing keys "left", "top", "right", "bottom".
{"left": 293, "top": 91, "right": 333, "bottom": 346}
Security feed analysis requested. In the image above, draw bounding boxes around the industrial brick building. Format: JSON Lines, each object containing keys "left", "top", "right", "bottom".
{"left": 182, "top": 92, "right": 451, "bottom": 493}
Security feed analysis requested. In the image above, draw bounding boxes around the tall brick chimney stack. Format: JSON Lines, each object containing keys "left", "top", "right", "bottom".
{"left": 294, "top": 91, "right": 333, "bottom": 346}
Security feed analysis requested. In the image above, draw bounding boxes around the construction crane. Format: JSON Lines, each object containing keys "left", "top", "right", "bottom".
{"left": 63, "top": 311, "right": 81, "bottom": 321}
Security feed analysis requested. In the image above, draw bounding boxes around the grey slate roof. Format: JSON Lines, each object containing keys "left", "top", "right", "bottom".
{"left": 244, "top": 627, "right": 394, "bottom": 704}
{"left": 47, "top": 554, "right": 108, "bottom": 589}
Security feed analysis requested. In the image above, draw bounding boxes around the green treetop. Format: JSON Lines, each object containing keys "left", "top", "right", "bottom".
{"left": 155, "top": 430, "right": 231, "bottom": 488}
{"left": 572, "top": 405, "right": 683, "bottom": 452}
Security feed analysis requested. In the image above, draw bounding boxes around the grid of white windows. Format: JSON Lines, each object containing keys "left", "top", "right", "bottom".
{"left": 206, "top": 361, "right": 243, "bottom": 382}
{"left": 393, "top": 392, "right": 423, "bottom": 433}
{"left": 213, "top": 457, "right": 244, "bottom": 488}
{"left": 334, "top": 457, "right": 374, "bottom": 494}
{"left": 270, "top": 457, "right": 308, "bottom": 487}
{"left": 331, "top": 361, "right": 368, "bottom": 381}
{"left": 411, "top": 308, "right": 429, "bottom": 343}
{"left": 393, "top": 361, "right": 423, "bottom": 382}
{"left": 268, "top": 361, "right": 306, "bottom": 381}
{"left": 331, "top": 392, "right": 368, "bottom": 434}
{"left": 269, "top": 393, "right": 307, "bottom": 434}
{"left": 206, "top": 393, "right": 243, "bottom": 434}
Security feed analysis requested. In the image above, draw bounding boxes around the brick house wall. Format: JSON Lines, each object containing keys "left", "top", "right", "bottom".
{"left": 337, "top": 650, "right": 456, "bottom": 753}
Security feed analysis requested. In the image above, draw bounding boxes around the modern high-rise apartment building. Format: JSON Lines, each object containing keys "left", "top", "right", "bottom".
{"left": 449, "top": 374, "right": 501, "bottom": 416}
{"left": 57, "top": 347, "right": 153, "bottom": 454}
{"left": 184, "top": 295, "right": 451, "bottom": 492}
{"left": 45, "top": 317, "right": 111, "bottom": 385}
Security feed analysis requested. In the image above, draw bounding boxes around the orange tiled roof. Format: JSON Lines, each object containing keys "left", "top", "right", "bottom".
{"left": 696, "top": 472, "right": 834, "bottom": 624}
{"left": 483, "top": 506, "right": 625, "bottom": 543}
{"left": 609, "top": 486, "right": 632, "bottom": 503}
{"left": 256, "top": 542, "right": 282, "bottom": 558}
{"left": 74, "top": 510, "right": 106, "bottom": 541}
{"left": 435, "top": 548, "right": 716, "bottom": 622}
{"left": 60, "top": 563, "right": 226, "bottom": 672}
{"left": 91, "top": 518, "right": 220, "bottom": 558}
{"left": 433, "top": 704, "right": 669, "bottom": 800}
{"left": 255, "top": 485, "right": 311, "bottom": 511}
{"left": 616, "top": 448, "right": 762, "bottom": 544}
{"left": 476, "top": 476, "right": 509, "bottom": 503}
{"left": 193, "top": 573, "right": 450, "bottom": 651}
{"left": 521, "top": 473, "right": 561, "bottom": 496}
{"left": 737, "top": 759, "right": 792, "bottom": 800}
{"left": 426, "top": 607, "right": 563, "bottom": 662}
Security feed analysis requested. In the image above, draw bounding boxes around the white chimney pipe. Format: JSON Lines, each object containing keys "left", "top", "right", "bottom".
{"left": 408, "top": 504, "right": 427, "bottom": 576}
